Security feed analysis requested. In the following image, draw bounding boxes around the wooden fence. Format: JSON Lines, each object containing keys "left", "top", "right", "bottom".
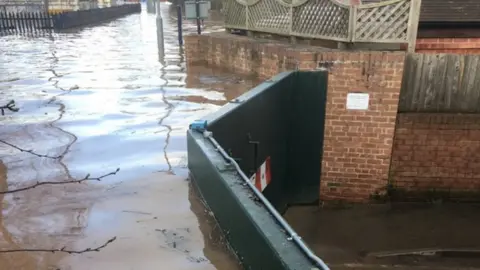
{"left": 224, "top": 0, "right": 422, "bottom": 51}
{"left": 399, "top": 53, "right": 480, "bottom": 113}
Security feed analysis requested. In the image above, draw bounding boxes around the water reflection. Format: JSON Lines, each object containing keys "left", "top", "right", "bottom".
{"left": 0, "top": 4, "right": 258, "bottom": 270}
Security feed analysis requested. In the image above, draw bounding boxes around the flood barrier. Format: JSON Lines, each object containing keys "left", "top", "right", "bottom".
{"left": 52, "top": 4, "right": 141, "bottom": 29}
{"left": 187, "top": 70, "right": 328, "bottom": 269}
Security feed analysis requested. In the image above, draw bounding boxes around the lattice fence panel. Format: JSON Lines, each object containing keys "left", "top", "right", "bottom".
{"left": 224, "top": 0, "right": 247, "bottom": 29}
{"left": 291, "top": 0, "right": 350, "bottom": 41}
{"left": 248, "top": 0, "right": 290, "bottom": 35}
{"left": 354, "top": 0, "right": 410, "bottom": 42}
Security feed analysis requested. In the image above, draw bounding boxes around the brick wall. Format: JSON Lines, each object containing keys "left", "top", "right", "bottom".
{"left": 391, "top": 113, "right": 480, "bottom": 197}
{"left": 185, "top": 33, "right": 406, "bottom": 202}
{"left": 184, "top": 33, "right": 319, "bottom": 79}
{"left": 415, "top": 38, "right": 480, "bottom": 54}
{"left": 319, "top": 53, "right": 404, "bottom": 202}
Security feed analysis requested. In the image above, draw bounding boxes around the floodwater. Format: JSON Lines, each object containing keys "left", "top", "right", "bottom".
{"left": 285, "top": 204, "right": 480, "bottom": 270}
{"left": 0, "top": 5, "right": 258, "bottom": 270}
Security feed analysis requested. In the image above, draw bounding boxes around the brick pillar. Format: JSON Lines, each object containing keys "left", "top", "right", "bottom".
{"left": 184, "top": 35, "right": 206, "bottom": 65}
{"left": 319, "top": 52, "right": 406, "bottom": 202}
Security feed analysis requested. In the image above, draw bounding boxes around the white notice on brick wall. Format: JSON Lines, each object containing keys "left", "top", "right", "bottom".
{"left": 346, "top": 93, "right": 369, "bottom": 110}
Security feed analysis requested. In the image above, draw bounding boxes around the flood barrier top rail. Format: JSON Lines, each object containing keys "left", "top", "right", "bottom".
{"left": 189, "top": 119, "right": 330, "bottom": 270}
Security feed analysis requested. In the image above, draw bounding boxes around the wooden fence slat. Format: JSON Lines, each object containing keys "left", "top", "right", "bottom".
{"left": 400, "top": 53, "right": 480, "bottom": 113}
{"left": 421, "top": 54, "right": 437, "bottom": 110}
{"left": 450, "top": 55, "right": 462, "bottom": 111}
{"left": 464, "top": 55, "right": 480, "bottom": 112}
{"left": 434, "top": 54, "right": 448, "bottom": 111}
{"left": 442, "top": 54, "right": 455, "bottom": 110}
{"left": 473, "top": 58, "right": 480, "bottom": 111}
{"left": 404, "top": 53, "right": 424, "bottom": 111}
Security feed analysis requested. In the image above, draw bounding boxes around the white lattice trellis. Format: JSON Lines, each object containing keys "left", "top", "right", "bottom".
{"left": 353, "top": 0, "right": 411, "bottom": 42}
{"left": 224, "top": 0, "right": 422, "bottom": 49}
{"left": 292, "top": 0, "right": 350, "bottom": 41}
{"left": 248, "top": 0, "right": 290, "bottom": 34}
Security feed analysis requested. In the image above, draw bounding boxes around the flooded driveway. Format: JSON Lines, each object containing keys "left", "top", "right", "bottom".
{"left": 0, "top": 5, "right": 258, "bottom": 270}
{"left": 285, "top": 204, "right": 480, "bottom": 269}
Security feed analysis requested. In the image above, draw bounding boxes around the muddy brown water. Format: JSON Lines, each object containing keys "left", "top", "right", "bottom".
{"left": 285, "top": 204, "right": 480, "bottom": 270}
{"left": 0, "top": 5, "right": 258, "bottom": 270}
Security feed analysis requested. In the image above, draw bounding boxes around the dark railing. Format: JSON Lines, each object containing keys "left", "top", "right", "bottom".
{"left": 0, "top": 3, "right": 141, "bottom": 34}
{"left": 0, "top": 12, "right": 53, "bottom": 33}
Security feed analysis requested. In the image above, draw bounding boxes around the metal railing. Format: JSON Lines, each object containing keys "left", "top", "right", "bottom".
{"left": 0, "top": 2, "right": 140, "bottom": 34}
{"left": 224, "top": 0, "right": 421, "bottom": 50}
{"left": 0, "top": 0, "right": 140, "bottom": 14}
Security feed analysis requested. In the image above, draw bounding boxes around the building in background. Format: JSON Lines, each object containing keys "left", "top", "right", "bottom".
{"left": 416, "top": 0, "right": 480, "bottom": 53}
{"left": 363, "top": 0, "right": 480, "bottom": 53}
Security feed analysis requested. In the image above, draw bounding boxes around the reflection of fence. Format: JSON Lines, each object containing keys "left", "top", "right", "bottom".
{"left": 0, "top": 3, "right": 140, "bottom": 33}
{"left": 224, "top": 0, "right": 421, "bottom": 50}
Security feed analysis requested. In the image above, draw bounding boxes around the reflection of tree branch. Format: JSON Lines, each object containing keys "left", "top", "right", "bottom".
{"left": 0, "top": 236, "right": 117, "bottom": 254}
{"left": 0, "top": 168, "right": 120, "bottom": 194}
{"left": 158, "top": 65, "right": 175, "bottom": 173}
{"left": 0, "top": 139, "right": 62, "bottom": 159}
{"left": 0, "top": 100, "right": 19, "bottom": 115}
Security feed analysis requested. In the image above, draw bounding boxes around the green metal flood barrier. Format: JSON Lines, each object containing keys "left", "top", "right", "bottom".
{"left": 187, "top": 71, "right": 328, "bottom": 270}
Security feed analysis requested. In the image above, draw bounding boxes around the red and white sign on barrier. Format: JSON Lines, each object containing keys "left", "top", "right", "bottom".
{"left": 249, "top": 156, "right": 271, "bottom": 192}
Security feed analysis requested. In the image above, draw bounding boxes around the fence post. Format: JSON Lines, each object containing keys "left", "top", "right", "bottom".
{"left": 177, "top": 4, "right": 183, "bottom": 46}
{"left": 245, "top": 4, "right": 249, "bottom": 31}
{"left": 155, "top": 0, "right": 165, "bottom": 59}
{"left": 347, "top": 5, "right": 356, "bottom": 42}
{"left": 195, "top": 0, "right": 201, "bottom": 34}
{"left": 406, "top": 0, "right": 421, "bottom": 52}
{"left": 289, "top": 3, "right": 295, "bottom": 44}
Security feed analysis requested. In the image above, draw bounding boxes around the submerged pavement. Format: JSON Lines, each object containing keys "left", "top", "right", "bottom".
{"left": 0, "top": 5, "right": 258, "bottom": 270}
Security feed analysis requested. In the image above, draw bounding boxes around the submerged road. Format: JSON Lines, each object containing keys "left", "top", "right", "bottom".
{"left": 0, "top": 4, "right": 258, "bottom": 270}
